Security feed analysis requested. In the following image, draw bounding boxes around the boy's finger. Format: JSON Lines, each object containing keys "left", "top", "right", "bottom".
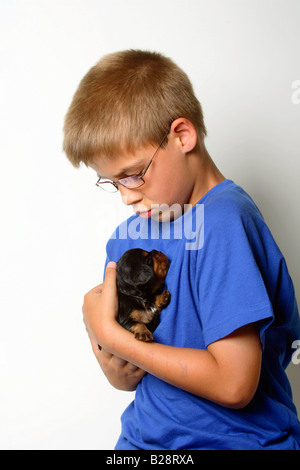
{"left": 105, "top": 261, "right": 117, "bottom": 273}
{"left": 102, "top": 261, "right": 117, "bottom": 292}
{"left": 89, "top": 336, "right": 101, "bottom": 355}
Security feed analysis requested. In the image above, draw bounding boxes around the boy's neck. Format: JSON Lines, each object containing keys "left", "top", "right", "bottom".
{"left": 187, "top": 143, "right": 225, "bottom": 207}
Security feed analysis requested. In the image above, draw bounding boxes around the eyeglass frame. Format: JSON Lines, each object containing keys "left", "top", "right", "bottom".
{"left": 95, "top": 125, "right": 171, "bottom": 193}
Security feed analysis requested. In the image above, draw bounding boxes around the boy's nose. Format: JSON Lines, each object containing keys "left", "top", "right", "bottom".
{"left": 119, "top": 185, "right": 143, "bottom": 206}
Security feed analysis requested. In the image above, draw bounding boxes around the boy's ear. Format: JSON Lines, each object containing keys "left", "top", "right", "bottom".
{"left": 171, "top": 118, "right": 198, "bottom": 153}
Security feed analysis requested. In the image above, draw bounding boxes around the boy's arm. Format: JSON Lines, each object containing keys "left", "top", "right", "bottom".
{"left": 83, "top": 263, "right": 262, "bottom": 409}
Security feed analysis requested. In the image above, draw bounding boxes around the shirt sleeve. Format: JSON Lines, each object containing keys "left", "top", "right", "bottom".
{"left": 198, "top": 197, "right": 274, "bottom": 348}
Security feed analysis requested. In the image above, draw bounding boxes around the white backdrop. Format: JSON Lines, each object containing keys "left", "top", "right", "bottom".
{"left": 0, "top": 0, "right": 299, "bottom": 450}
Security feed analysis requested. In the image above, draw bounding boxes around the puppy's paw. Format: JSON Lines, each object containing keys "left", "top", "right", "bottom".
{"left": 155, "top": 288, "right": 171, "bottom": 309}
{"left": 136, "top": 330, "right": 154, "bottom": 342}
{"left": 162, "top": 288, "right": 171, "bottom": 306}
{"left": 130, "top": 323, "right": 154, "bottom": 342}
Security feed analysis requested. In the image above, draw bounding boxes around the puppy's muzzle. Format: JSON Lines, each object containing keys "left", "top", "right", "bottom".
{"left": 152, "top": 250, "right": 170, "bottom": 278}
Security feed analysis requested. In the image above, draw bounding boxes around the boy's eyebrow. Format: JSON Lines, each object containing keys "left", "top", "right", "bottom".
{"left": 101, "top": 158, "right": 147, "bottom": 180}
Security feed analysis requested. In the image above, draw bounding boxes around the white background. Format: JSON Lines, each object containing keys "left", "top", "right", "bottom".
{"left": 0, "top": 0, "right": 299, "bottom": 450}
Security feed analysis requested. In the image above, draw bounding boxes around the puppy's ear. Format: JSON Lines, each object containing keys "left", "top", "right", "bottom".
{"left": 117, "top": 265, "right": 153, "bottom": 298}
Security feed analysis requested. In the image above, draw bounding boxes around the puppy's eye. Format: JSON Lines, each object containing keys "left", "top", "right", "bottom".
{"left": 146, "top": 254, "right": 153, "bottom": 266}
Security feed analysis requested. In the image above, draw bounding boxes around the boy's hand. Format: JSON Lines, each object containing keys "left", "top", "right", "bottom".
{"left": 82, "top": 262, "right": 146, "bottom": 390}
{"left": 89, "top": 337, "right": 146, "bottom": 391}
{"left": 82, "top": 261, "right": 119, "bottom": 345}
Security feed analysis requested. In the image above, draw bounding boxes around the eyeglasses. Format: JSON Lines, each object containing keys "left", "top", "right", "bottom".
{"left": 96, "top": 126, "right": 171, "bottom": 193}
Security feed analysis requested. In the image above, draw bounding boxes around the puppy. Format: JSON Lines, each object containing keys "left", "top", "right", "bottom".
{"left": 116, "top": 248, "right": 171, "bottom": 342}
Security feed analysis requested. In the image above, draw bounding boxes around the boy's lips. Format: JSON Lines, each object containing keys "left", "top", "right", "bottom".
{"left": 136, "top": 209, "right": 152, "bottom": 219}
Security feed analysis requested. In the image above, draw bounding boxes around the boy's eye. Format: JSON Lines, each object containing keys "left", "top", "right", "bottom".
{"left": 123, "top": 169, "right": 143, "bottom": 179}
{"left": 118, "top": 175, "right": 140, "bottom": 184}
{"left": 117, "top": 172, "right": 146, "bottom": 190}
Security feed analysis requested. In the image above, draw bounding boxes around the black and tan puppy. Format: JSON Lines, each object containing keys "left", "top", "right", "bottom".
{"left": 116, "top": 248, "right": 171, "bottom": 342}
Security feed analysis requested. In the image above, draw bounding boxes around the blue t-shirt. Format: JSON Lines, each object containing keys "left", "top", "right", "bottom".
{"left": 105, "top": 180, "right": 300, "bottom": 450}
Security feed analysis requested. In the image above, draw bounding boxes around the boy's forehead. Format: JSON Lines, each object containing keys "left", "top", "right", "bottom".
{"left": 91, "top": 148, "right": 153, "bottom": 179}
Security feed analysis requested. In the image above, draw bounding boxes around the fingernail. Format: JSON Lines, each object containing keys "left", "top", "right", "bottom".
{"left": 107, "top": 261, "right": 117, "bottom": 269}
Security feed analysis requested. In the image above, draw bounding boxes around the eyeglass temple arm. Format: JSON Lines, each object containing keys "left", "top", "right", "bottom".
{"left": 140, "top": 126, "right": 171, "bottom": 178}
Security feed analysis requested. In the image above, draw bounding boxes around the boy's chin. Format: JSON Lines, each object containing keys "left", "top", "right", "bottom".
{"left": 150, "top": 207, "right": 182, "bottom": 223}
{"left": 135, "top": 203, "right": 185, "bottom": 223}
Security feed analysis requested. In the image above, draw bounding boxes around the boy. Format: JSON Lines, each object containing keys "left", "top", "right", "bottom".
{"left": 63, "top": 50, "right": 300, "bottom": 450}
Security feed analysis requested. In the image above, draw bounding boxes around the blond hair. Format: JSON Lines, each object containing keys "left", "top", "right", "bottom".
{"left": 63, "top": 50, "right": 207, "bottom": 167}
